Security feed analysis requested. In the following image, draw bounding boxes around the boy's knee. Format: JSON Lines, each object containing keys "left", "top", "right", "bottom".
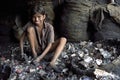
{"left": 27, "top": 27, "right": 34, "bottom": 33}
{"left": 60, "top": 37, "right": 67, "bottom": 43}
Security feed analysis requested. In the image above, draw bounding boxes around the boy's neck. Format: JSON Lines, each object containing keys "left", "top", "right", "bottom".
{"left": 37, "top": 22, "right": 44, "bottom": 31}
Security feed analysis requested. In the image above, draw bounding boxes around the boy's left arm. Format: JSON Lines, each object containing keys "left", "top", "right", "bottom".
{"left": 36, "top": 43, "right": 52, "bottom": 61}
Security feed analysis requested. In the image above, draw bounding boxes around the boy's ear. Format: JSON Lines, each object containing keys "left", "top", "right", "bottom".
{"left": 43, "top": 15, "right": 46, "bottom": 19}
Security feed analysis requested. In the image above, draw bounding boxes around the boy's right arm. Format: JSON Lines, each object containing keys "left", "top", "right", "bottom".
{"left": 20, "top": 32, "right": 25, "bottom": 55}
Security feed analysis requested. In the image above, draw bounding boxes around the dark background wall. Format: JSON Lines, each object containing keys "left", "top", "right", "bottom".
{"left": 0, "top": 0, "right": 120, "bottom": 44}
{"left": 0, "top": 0, "right": 28, "bottom": 44}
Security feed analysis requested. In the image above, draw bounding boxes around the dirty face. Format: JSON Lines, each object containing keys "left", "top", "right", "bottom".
{"left": 32, "top": 12, "right": 46, "bottom": 26}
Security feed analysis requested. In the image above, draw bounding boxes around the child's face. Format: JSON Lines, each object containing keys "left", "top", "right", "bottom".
{"left": 32, "top": 12, "right": 46, "bottom": 26}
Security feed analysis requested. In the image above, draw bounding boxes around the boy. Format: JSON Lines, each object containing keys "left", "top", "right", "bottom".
{"left": 20, "top": 4, "right": 67, "bottom": 70}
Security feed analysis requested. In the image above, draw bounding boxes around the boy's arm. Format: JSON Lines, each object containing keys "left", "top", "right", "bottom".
{"left": 20, "top": 32, "right": 25, "bottom": 55}
{"left": 36, "top": 43, "right": 52, "bottom": 61}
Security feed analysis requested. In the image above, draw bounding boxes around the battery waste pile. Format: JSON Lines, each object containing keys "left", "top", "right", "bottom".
{"left": 0, "top": 39, "right": 120, "bottom": 80}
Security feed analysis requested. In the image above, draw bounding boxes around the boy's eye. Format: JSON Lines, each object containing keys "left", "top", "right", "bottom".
{"left": 33, "top": 16, "right": 41, "bottom": 19}
{"left": 38, "top": 16, "right": 41, "bottom": 18}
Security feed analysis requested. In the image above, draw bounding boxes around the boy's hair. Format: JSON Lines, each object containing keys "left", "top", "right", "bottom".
{"left": 30, "top": 4, "right": 46, "bottom": 17}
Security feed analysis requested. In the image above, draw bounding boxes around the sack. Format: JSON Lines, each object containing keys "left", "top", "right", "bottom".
{"left": 12, "top": 15, "right": 24, "bottom": 41}
{"left": 60, "top": 0, "right": 92, "bottom": 42}
{"left": 90, "top": 5, "right": 120, "bottom": 41}
{"left": 107, "top": 4, "right": 120, "bottom": 24}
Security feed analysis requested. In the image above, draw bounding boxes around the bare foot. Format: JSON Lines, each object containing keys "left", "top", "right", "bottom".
{"left": 48, "top": 62, "right": 62, "bottom": 73}
{"left": 50, "top": 62, "right": 55, "bottom": 67}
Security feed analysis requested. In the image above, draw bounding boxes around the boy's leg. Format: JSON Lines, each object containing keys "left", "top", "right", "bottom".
{"left": 27, "top": 27, "right": 39, "bottom": 58}
{"left": 50, "top": 37, "right": 67, "bottom": 66}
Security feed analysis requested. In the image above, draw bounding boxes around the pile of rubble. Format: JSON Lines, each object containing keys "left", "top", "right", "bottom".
{"left": 0, "top": 40, "right": 120, "bottom": 80}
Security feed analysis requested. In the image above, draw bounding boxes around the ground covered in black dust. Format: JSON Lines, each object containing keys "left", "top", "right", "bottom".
{"left": 1, "top": 39, "right": 120, "bottom": 80}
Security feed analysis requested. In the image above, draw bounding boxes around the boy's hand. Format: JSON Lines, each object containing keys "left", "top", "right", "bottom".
{"left": 21, "top": 52, "right": 26, "bottom": 58}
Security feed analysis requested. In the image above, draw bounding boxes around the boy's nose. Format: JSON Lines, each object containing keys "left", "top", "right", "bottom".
{"left": 35, "top": 17, "right": 39, "bottom": 21}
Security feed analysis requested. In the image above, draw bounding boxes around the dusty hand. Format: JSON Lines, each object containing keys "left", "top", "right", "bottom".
{"left": 21, "top": 53, "right": 28, "bottom": 59}
{"left": 34, "top": 56, "right": 43, "bottom": 63}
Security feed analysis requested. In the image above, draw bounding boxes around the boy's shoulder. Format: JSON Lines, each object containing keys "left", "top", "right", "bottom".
{"left": 44, "top": 22, "right": 53, "bottom": 28}
{"left": 44, "top": 22, "right": 52, "bottom": 26}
